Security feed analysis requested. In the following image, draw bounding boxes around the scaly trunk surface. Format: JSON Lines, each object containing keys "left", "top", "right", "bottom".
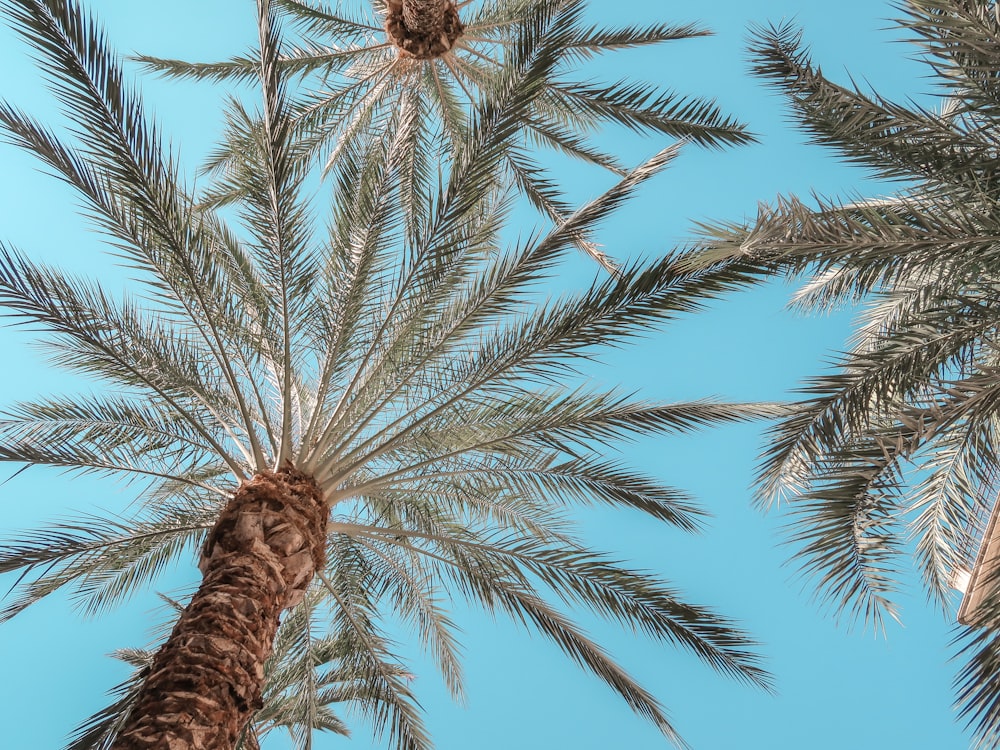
{"left": 384, "top": 0, "right": 463, "bottom": 59}
{"left": 111, "top": 466, "right": 327, "bottom": 750}
{"left": 401, "top": 0, "right": 444, "bottom": 37}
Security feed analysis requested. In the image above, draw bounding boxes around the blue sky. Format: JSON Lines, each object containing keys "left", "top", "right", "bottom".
{"left": 0, "top": 1, "right": 973, "bottom": 748}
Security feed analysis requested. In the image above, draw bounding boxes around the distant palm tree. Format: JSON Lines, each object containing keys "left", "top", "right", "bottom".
{"left": 136, "top": 0, "right": 754, "bottom": 272}
{"left": 0, "top": 1, "right": 772, "bottom": 749}
{"left": 693, "top": 1, "right": 1000, "bottom": 745}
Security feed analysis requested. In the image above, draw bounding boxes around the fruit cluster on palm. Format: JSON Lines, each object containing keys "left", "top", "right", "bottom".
{"left": 0, "top": 0, "right": 773, "bottom": 749}
{"left": 693, "top": 1, "right": 1000, "bottom": 745}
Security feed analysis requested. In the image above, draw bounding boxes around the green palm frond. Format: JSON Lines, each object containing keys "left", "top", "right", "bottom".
{"left": 908, "top": 415, "right": 998, "bottom": 610}
{"left": 688, "top": 3, "right": 1000, "bottom": 745}
{"left": 748, "top": 21, "right": 1000, "bottom": 193}
{"left": 783, "top": 437, "right": 908, "bottom": 630}
{"left": 0, "top": 0, "right": 771, "bottom": 747}
{"left": 0, "top": 495, "right": 218, "bottom": 621}
{"left": 897, "top": 0, "right": 1000, "bottom": 120}
{"left": 135, "top": 0, "right": 752, "bottom": 270}
{"left": 317, "top": 538, "right": 432, "bottom": 750}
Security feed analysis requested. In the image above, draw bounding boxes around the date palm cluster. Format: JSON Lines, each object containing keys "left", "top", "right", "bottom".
{"left": 0, "top": 0, "right": 773, "bottom": 749}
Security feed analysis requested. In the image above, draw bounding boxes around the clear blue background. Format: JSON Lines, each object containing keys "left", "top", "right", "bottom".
{"left": 0, "top": 1, "right": 969, "bottom": 748}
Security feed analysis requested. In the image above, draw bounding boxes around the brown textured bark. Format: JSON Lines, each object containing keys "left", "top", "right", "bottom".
{"left": 384, "top": 0, "right": 463, "bottom": 59}
{"left": 111, "top": 466, "right": 327, "bottom": 750}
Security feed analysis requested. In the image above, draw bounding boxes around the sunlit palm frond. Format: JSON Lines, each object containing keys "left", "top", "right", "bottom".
{"left": 0, "top": 0, "right": 772, "bottom": 748}
{"left": 0, "top": 497, "right": 217, "bottom": 621}
{"left": 137, "top": 0, "right": 752, "bottom": 270}
{"left": 688, "top": 3, "right": 1000, "bottom": 744}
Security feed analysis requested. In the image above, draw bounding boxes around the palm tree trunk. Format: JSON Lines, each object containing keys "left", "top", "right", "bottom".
{"left": 384, "top": 0, "right": 463, "bottom": 58}
{"left": 110, "top": 466, "right": 327, "bottom": 750}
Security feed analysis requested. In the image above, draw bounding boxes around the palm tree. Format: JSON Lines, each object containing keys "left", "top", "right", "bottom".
{"left": 691, "top": 1, "right": 1000, "bottom": 745}
{"left": 135, "top": 0, "right": 754, "bottom": 272}
{"left": 0, "top": 0, "right": 773, "bottom": 748}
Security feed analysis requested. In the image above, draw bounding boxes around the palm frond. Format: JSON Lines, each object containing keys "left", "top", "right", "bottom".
{"left": 0, "top": 1, "right": 771, "bottom": 747}
{"left": 690, "top": 4, "right": 1000, "bottom": 740}
{"left": 749, "top": 21, "right": 1000, "bottom": 196}
{"left": 0, "top": 499, "right": 216, "bottom": 620}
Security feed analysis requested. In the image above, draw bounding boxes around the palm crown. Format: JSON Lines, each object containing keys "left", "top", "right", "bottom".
{"left": 693, "top": 1, "right": 1000, "bottom": 745}
{"left": 136, "top": 0, "right": 754, "bottom": 272}
{"left": 0, "top": 0, "right": 772, "bottom": 748}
